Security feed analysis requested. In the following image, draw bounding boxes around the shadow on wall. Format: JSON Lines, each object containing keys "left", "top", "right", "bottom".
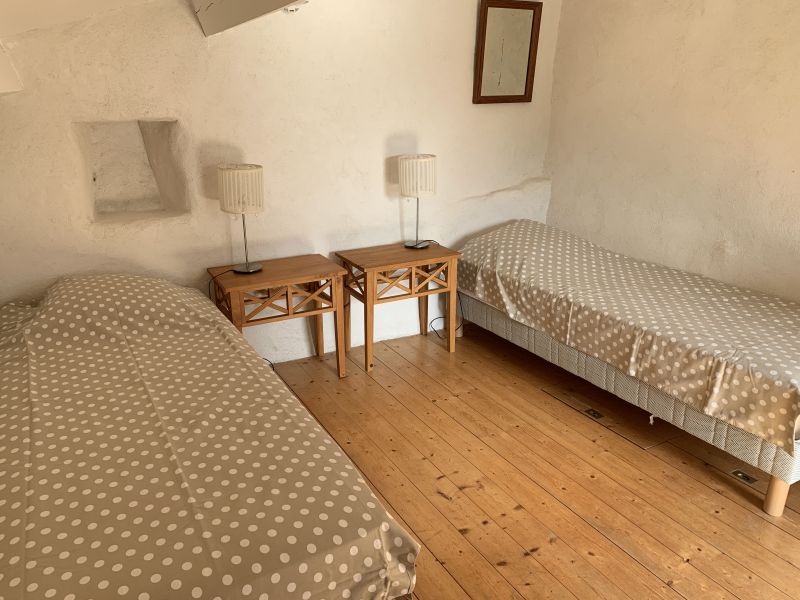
{"left": 384, "top": 132, "right": 420, "bottom": 243}
{"left": 172, "top": 240, "right": 246, "bottom": 291}
{"left": 228, "top": 226, "right": 317, "bottom": 267}
{"left": 196, "top": 141, "right": 246, "bottom": 267}
{"left": 5, "top": 241, "right": 229, "bottom": 304}
{"left": 196, "top": 141, "right": 246, "bottom": 201}
{"left": 450, "top": 176, "right": 552, "bottom": 247}
{"left": 451, "top": 220, "right": 519, "bottom": 251}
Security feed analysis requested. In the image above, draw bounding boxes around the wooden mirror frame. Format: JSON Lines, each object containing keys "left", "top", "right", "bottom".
{"left": 473, "top": 0, "right": 543, "bottom": 104}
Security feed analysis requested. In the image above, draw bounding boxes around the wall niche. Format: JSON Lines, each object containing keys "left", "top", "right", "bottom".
{"left": 74, "top": 119, "right": 188, "bottom": 222}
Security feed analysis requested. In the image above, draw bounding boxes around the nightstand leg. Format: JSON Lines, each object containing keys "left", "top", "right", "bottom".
{"left": 447, "top": 259, "right": 458, "bottom": 352}
{"left": 231, "top": 291, "right": 245, "bottom": 333}
{"left": 418, "top": 265, "right": 428, "bottom": 336}
{"left": 364, "top": 271, "right": 376, "bottom": 372}
{"left": 333, "top": 276, "right": 346, "bottom": 378}
{"left": 313, "top": 282, "right": 325, "bottom": 357}
{"left": 344, "top": 286, "right": 351, "bottom": 352}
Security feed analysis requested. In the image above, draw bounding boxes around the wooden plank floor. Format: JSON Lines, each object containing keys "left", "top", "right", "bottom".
{"left": 275, "top": 324, "right": 800, "bottom": 600}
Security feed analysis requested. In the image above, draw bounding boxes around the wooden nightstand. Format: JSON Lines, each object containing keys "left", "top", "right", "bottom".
{"left": 335, "top": 243, "right": 462, "bottom": 372}
{"left": 208, "top": 254, "right": 348, "bottom": 378}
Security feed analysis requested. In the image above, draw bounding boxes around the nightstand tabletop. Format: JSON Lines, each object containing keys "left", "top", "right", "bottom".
{"left": 335, "top": 243, "right": 461, "bottom": 271}
{"left": 208, "top": 254, "right": 347, "bottom": 291}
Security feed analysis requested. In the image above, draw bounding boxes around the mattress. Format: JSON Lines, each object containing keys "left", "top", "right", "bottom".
{"left": 459, "top": 220, "right": 800, "bottom": 452}
{"left": 0, "top": 274, "right": 418, "bottom": 600}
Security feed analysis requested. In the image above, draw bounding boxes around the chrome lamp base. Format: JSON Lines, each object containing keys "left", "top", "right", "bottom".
{"left": 233, "top": 262, "right": 263, "bottom": 274}
{"left": 404, "top": 196, "right": 429, "bottom": 249}
{"left": 233, "top": 214, "right": 262, "bottom": 274}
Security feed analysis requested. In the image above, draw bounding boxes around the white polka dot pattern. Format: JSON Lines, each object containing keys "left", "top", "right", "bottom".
{"left": 0, "top": 274, "right": 418, "bottom": 600}
{"left": 459, "top": 220, "right": 800, "bottom": 451}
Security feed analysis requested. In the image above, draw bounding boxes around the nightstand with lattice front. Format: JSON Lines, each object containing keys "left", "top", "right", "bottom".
{"left": 335, "top": 243, "right": 462, "bottom": 373}
{"left": 208, "top": 254, "right": 348, "bottom": 378}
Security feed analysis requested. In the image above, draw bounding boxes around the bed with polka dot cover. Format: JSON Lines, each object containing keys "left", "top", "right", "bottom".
{"left": 0, "top": 274, "right": 419, "bottom": 600}
{"left": 458, "top": 219, "right": 800, "bottom": 453}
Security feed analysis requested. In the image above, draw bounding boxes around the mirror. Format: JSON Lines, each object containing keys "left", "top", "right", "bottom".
{"left": 473, "top": 0, "right": 543, "bottom": 104}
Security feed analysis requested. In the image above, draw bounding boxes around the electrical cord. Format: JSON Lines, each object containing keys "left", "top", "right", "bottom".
{"left": 405, "top": 239, "right": 462, "bottom": 338}
{"left": 429, "top": 291, "right": 465, "bottom": 340}
{"left": 207, "top": 269, "right": 233, "bottom": 300}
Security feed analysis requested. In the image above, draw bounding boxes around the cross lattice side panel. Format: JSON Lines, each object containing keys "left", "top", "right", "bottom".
{"left": 242, "top": 279, "right": 335, "bottom": 326}
{"left": 344, "top": 261, "right": 452, "bottom": 304}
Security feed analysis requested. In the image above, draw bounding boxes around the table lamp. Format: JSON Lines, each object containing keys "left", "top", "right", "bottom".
{"left": 398, "top": 154, "right": 437, "bottom": 249}
{"left": 219, "top": 164, "right": 264, "bottom": 274}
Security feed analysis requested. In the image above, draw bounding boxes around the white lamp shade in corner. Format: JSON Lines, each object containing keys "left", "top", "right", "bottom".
{"left": 398, "top": 154, "right": 437, "bottom": 198}
{"left": 218, "top": 164, "right": 264, "bottom": 215}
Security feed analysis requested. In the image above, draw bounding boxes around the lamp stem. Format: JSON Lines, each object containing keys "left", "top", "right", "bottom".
{"left": 415, "top": 196, "right": 420, "bottom": 246}
{"left": 241, "top": 213, "right": 250, "bottom": 268}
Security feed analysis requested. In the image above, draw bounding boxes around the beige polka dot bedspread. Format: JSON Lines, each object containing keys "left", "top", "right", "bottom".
{"left": 0, "top": 274, "right": 418, "bottom": 600}
{"left": 459, "top": 220, "right": 800, "bottom": 452}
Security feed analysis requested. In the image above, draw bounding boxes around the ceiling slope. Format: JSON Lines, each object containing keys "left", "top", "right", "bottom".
{"left": 191, "top": 0, "right": 307, "bottom": 36}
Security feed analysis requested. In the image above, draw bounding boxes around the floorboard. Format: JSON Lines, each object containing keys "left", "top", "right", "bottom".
{"left": 275, "top": 325, "right": 800, "bottom": 600}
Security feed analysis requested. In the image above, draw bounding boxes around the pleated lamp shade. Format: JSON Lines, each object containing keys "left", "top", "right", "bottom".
{"left": 398, "top": 154, "right": 437, "bottom": 198}
{"left": 218, "top": 164, "right": 264, "bottom": 215}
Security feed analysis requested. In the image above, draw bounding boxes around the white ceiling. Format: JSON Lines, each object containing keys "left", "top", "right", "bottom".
{"left": 0, "top": 0, "right": 155, "bottom": 37}
{"left": 191, "top": 0, "right": 307, "bottom": 36}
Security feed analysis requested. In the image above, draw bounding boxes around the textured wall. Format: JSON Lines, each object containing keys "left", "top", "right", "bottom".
{"left": 547, "top": 0, "right": 800, "bottom": 301}
{"left": 0, "top": 0, "right": 561, "bottom": 361}
{"left": 0, "top": 0, "right": 150, "bottom": 36}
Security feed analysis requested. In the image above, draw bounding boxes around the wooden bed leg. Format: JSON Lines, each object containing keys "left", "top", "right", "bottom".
{"left": 764, "top": 477, "right": 790, "bottom": 517}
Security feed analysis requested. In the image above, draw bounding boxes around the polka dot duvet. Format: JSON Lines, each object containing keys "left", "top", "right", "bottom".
{"left": 459, "top": 220, "right": 800, "bottom": 453}
{"left": 0, "top": 274, "right": 419, "bottom": 600}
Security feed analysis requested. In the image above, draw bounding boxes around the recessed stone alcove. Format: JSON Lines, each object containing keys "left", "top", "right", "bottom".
{"left": 74, "top": 119, "right": 188, "bottom": 222}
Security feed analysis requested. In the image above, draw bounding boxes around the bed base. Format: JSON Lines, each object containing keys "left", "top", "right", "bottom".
{"left": 460, "top": 294, "right": 798, "bottom": 517}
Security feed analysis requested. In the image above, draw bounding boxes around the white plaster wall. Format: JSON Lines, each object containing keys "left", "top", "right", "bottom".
{"left": 0, "top": 0, "right": 561, "bottom": 362}
{"left": 0, "top": 0, "right": 153, "bottom": 36}
{"left": 546, "top": 0, "right": 800, "bottom": 301}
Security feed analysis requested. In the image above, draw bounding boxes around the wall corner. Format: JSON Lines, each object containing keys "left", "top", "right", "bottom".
{"left": 0, "top": 42, "right": 23, "bottom": 96}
